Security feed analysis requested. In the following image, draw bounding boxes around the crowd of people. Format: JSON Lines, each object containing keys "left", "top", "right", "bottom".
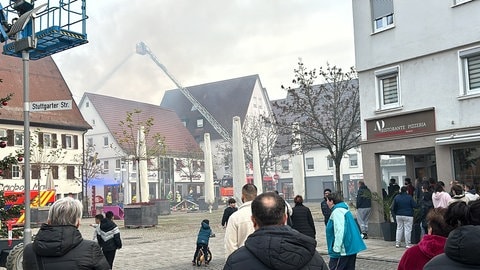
{"left": 21, "top": 179, "right": 480, "bottom": 270}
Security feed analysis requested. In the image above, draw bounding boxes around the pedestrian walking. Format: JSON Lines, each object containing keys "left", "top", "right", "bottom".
{"left": 388, "top": 178, "right": 400, "bottom": 198}
{"left": 221, "top": 198, "right": 238, "bottom": 228}
{"left": 97, "top": 211, "right": 122, "bottom": 269}
{"left": 23, "top": 197, "right": 110, "bottom": 270}
{"left": 224, "top": 183, "right": 257, "bottom": 258}
{"left": 356, "top": 181, "right": 371, "bottom": 239}
{"left": 224, "top": 192, "right": 328, "bottom": 270}
{"left": 321, "top": 188, "right": 332, "bottom": 225}
{"left": 391, "top": 186, "right": 416, "bottom": 248}
{"left": 291, "top": 195, "right": 316, "bottom": 239}
{"left": 326, "top": 192, "right": 366, "bottom": 270}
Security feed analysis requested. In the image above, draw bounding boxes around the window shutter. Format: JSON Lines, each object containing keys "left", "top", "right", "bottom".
{"left": 73, "top": 135, "right": 78, "bottom": 149}
{"left": 51, "top": 166, "right": 59, "bottom": 179}
{"left": 468, "top": 55, "right": 480, "bottom": 90}
{"left": 382, "top": 76, "right": 398, "bottom": 104}
{"left": 38, "top": 132, "right": 44, "bottom": 148}
{"left": 5, "top": 165, "right": 12, "bottom": 179}
{"left": 7, "top": 130, "right": 14, "bottom": 146}
{"left": 67, "top": 166, "right": 74, "bottom": 179}
{"left": 52, "top": 134, "right": 57, "bottom": 148}
{"left": 31, "top": 165, "right": 40, "bottom": 179}
{"left": 372, "top": 0, "right": 393, "bottom": 19}
{"left": 61, "top": 134, "right": 66, "bottom": 148}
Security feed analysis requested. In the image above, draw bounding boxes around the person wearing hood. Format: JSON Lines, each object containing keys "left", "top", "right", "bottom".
{"left": 397, "top": 207, "right": 454, "bottom": 270}
{"left": 23, "top": 197, "right": 110, "bottom": 270}
{"left": 97, "top": 211, "right": 122, "bottom": 268}
{"left": 326, "top": 192, "right": 366, "bottom": 270}
{"left": 432, "top": 181, "right": 451, "bottom": 208}
{"left": 424, "top": 225, "right": 480, "bottom": 269}
{"left": 223, "top": 192, "right": 328, "bottom": 270}
{"left": 192, "top": 219, "right": 212, "bottom": 266}
{"left": 448, "top": 184, "right": 470, "bottom": 205}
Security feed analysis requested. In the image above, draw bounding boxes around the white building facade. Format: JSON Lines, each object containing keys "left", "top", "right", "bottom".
{"left": 353, "top": 0, "right": 480, "bottom": 232}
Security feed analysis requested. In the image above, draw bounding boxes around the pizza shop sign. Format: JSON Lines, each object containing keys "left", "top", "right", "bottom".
{"left": 366, "top": 109, "right": 436, "bottom": 140}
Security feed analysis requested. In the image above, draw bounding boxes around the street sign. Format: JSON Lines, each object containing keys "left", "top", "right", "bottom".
{"left": 30, "top": 99, "right": 72, "bottom": 112}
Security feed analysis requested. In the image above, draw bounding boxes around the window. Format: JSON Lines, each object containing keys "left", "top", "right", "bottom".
{"left": 91, "top": 119, "right": 95, "bottom": 125}
{"left": 12, "top": 165, "right": 20, "bottom": 179}
{"left": 349, "top": 154, "right": 358, "bottom": 167}
{"left": 132, "top": 161, "right": 137, "bottom": 171}
{"left": 66, "top": 166, "right": 75, "bottom": 179}
{"left": 65, "top": 135, "right": 73, "bottom": 149}
{"left": 181, "top": 120, "right": 187, "bottom": 127}
{"left": 103, "top": 161, "right": 109, "bottom": 173}
{"left": 281, "top": 159, "right": 289, "bottom": 172}
{"left": 327, "top": 157, "right": 334, "bottom": 169}
{"left": 43, "top": 133, "right": 52, "bottom": 148}
{"left": 87, "top": 137, "right": 93, "bottom": 147}
{"left": 196, "top": 119, "right": 204, "bottom": 128}
{"left": 372, "top": 0, "right": 394, "bottom": 32}
{"left": 375, "top": 66, "right": 400, "bottom": 110}
{"left": 116, "top": 159, "right": 121, "bottom": 170}
{"left": 0, "top": 129, "right": 5, "bottom": 138}
{"left": 103, "top": 136, "right": 109, "bottom": 147}
{"left": 51, "top": 166, "right": 59, "bottom": 179}
{"left": 305, "top": 157, "right": 314, "bottom": 170}
{"left": 85, "top": 101, "right": 89, "bottom": 107}
{"left": 14, "top": 131, "right": 23, "bottom": 146}
{"left": 459, "top": 47, "right": 480, "bottom": 95}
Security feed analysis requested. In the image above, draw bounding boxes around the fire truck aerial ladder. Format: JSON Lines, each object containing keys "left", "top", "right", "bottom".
{"left": 136, "top": 41, "right": 232, "bottom": 144}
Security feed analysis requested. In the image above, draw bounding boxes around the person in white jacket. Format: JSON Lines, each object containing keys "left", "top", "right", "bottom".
{"left": 224, "top": 183, "right": 257, "bottom": 259}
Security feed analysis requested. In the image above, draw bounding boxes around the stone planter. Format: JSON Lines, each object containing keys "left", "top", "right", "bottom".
{"left": 124, "top": 203, "right": 158, "bottom": 227}
{"left": 150, "top": 199, "right": 171, "bottom": 216}
{"left": 380, "top": 222, "right": 397, "bottom": 241}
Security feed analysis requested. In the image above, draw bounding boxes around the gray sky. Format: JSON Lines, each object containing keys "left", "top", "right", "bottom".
{"left": 52, "top": 0, "right": 355, "bottom": 104}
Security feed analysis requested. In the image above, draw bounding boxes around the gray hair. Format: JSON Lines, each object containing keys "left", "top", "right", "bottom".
{"left": 48, "top": 197, "right": 83, "bottom": 226}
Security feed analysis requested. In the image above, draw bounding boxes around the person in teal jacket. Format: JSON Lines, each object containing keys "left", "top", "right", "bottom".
{"left": 326, "top": 192, "right": 367, "bottom": 270}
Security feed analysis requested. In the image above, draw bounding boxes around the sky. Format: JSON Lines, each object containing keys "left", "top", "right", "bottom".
{"left": 50, "top": 0, "right": 355, "bottom": 105}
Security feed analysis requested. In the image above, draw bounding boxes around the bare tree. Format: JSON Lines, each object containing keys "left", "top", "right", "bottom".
{"left": 242, "top": 116, "right": 277, "bottom": 179}
{"left": 175, "top": 141, "right": 204, "bottom": 183}
{"left": 272, "top": 61, "right": 360, "bottom": 197}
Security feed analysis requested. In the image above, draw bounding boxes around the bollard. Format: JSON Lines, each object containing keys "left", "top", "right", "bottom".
{"left": 7, "top": 220, "right": 13, "bottom": 247}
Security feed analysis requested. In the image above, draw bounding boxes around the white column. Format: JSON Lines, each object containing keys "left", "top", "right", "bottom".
{"left": 232, "top": 116, "right": 246, "bottom": 203}
{"left": 252, "top": 139, "right": 263, "bottom": 194}
{"left": 204, "top": 133, "right": 215, "bottom": 211}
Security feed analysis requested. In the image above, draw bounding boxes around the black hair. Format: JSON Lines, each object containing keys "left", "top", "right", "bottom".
{"left": 105, "top": 211, "right": 114, "bottom": 220}
{"left": 294, "top": 195, "right": 303, "bottom": 205}
{"left": 468, "top": 199, "right": 480, "bottom": 225}
{"left": 227, "top": 198, "right": 236, "bottom": 204}
{"left": 400, "top": 186, "right": 408, "bottom": 193}
{"left": 251, "top": 192, "right": 285, "bottom": 227}
{"left": 95, "top": 214, "right": 104, "bottom": 220}
{"left": 202, "top": 219, "right": 209, "bottom": 225}
{"left": 445, "top": 201, "right": 469, "bottom": 228}
{"left": 324, "top": 188, "right": 332, "bottom": 193}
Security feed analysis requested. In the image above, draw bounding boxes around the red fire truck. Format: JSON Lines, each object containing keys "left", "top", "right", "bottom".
{"left": 4, "top": 190, "right": 56, "bottom": 224}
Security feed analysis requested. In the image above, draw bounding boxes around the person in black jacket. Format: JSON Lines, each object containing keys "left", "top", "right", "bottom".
{"left": 23, "top": 197, "right": 110, "bottom": 270}
{"left": 321, "top": 189, "right": 332, "bottom": 226}
{"left": 221, "top": 198, "right": 238, "bottom": 228}
{"left": 291, "top": 195, "right": 316, "bottom": 239}
{"left": 223, "top": 192, "right": 328, "bottom": 270}
{"left": 97, "top": 211, "right": 122, "bottom": 268}
{"left": 356, "top": 181, "right": 372, "bottom": 239}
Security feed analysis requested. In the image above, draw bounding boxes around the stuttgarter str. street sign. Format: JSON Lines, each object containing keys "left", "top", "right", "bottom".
{"left": 30, "top": 100, "right": 73, "bottom": 112}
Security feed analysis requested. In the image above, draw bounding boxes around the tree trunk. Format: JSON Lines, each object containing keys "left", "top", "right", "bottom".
{"left": 335, "top": 160, "right": 343, "bottom": 198}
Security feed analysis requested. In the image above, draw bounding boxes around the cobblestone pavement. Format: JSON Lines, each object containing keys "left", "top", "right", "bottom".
{"left": 72, "top": 203, "right": 405, "bottom": 270}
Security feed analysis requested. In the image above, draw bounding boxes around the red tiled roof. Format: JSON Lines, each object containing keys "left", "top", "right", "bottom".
{"left": 85, "top": 92, "right": 202, "bottom": 157}
{"left": 0, "top": 54, "right": 90, "bottom": 131}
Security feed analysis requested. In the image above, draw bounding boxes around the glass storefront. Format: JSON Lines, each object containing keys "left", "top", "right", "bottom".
{"left": 453, "top": 147, "right": 480, "bottom": 190}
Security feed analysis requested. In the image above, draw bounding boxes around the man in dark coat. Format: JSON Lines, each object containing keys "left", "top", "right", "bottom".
{"left": 97, "top": 211, "right": 122, "bottom": 268}
{"left": 321, "top": 189, "right": 332, "bottom": 226}
{"left": 23, "top": 197, "right": 110, "bottom": 270}
{"left": 356, "top": 181, "right": 372, "bottom": 239}
{"left": 223, "top": 192, "right": 328, "bottom": 270}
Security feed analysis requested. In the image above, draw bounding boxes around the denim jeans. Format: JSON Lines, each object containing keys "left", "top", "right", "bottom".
{"left": 395, "top": 215, "right": 413, "bottom": 246}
